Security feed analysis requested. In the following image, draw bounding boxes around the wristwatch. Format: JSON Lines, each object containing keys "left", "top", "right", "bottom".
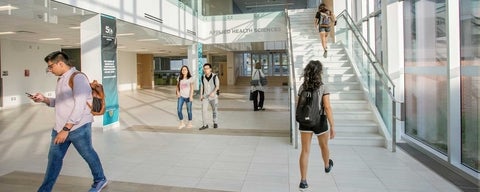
{"left": 62, "top": 126, "right": 71, "bottom": 131}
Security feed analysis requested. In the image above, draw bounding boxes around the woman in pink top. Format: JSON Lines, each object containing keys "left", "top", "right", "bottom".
{"left": 176, "top": 65, "right": 194, "bottom": 129}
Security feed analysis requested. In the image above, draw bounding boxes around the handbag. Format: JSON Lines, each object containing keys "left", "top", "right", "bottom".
{"left": 249, "top": 91, "right": 255, "bottom": 101}
{"left": 250, "top": 79, "right": 259, "bottom": 86}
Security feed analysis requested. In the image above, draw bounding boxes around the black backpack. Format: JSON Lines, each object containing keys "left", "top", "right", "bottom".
{"left": 296, "top": 88, "right": 321, "bottom": 127}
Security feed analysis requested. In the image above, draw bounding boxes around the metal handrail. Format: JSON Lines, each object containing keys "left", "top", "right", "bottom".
{"left": 285, "top": 9, "right": 298, "bottom": 149}
{"left": 337, "top": 10, "right": 396, "bottom": 92}
{"left": 336, "top": 10, "right": 403, "bottom": 152}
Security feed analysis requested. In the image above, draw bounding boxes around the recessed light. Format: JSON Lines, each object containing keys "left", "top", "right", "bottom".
{"left": 137, "top": 38, "right": 158, "bottom": 42}
{"left": 0, "top": 5, "right": 19, "bottom": 11}
{"left": 69, "top": 26, "right": 81, "bottom": 29}
{"left": 39, "top": 38, "right": 62, "bottom": 41}
{"left": 0, "top": 31, "right": 15, "bottom": 35}
{"left": 117, "top": 33, "right": 135, "bottom": 36}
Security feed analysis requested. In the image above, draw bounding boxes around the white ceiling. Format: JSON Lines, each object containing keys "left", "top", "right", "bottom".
{"left": 0, "top": 0, "right": 306, "bottom": 57}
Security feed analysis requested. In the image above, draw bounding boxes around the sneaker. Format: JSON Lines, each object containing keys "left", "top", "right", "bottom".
{"left": 89, "top": 179, "right": 108, "bottom": 192}
{"left": 213, "top": 123, "right": 218, "bottom": 128}
{"left": 186, "top": 122, "right": 193, "bottom": 128}
{"left": 199, "top": 125, "right": 208, "bottom": 130}
{"left": 323, "top": 50, "right": 328, "bottom": 58}
{"left": 299, "top": 181, "right": 308, "bottom": 190}
{"left": 325, "top": 159, "right": 334, "bottom": 173}
{"left": 178, "top": 121, "right": 185, "bottom": 129}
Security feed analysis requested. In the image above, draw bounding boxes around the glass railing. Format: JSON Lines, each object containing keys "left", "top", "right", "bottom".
{"left": 335, "top": 10, "right": 402, "bottom": 151}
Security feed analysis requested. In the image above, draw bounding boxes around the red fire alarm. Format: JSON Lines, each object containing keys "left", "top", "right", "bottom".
{"left": 24, "top": 69, "right": 30, "bottom": 77}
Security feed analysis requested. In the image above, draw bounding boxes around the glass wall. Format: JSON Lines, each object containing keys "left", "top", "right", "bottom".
{"left": 238, "top": 52, "right": 288, "bottom": 76}
{"left": 403, "top": 0, "right": 448, "bottom": 154}
{"left": 460, "top": 0, "right": 480, "bottom": 172}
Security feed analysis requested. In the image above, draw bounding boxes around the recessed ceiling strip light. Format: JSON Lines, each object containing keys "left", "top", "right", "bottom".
{"left": 137, "top": 38, "right": 158, "bottom": 41}
{"left": 40, "top": 38, "right": 62, "bottom": 41}
{"left": 0, "top": 5, "right": 19, "bottom": 11}
{"left": 0, "top": 31, "right": 15, "bottom": 35}
{"left": 117, "top": 33, "right": 135, "bottom": 36}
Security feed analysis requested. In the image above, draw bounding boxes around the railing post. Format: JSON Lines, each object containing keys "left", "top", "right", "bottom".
{"left": 392, "top": 100, "right": 396, "bottom": 152}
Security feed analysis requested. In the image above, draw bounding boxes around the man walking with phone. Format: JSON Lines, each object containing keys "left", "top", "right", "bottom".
{"left": 30, "top": 51, "right": 108, "bottom": 192}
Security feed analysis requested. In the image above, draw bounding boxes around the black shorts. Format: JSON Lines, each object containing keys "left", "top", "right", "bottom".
{"left": 299, "top": 115, "right": 329, "bottom": 135}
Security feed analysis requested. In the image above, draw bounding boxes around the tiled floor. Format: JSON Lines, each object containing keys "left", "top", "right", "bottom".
{"left": 0, "top": 85, "right": 462, "bottom": 192}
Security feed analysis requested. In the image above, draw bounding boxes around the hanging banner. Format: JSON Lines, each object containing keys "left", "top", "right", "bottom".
{"left": 197, "top": 42, "right": 203, "bottom": 90}
{"left": 101, "top": 14, "right": 119, "bottom": 126}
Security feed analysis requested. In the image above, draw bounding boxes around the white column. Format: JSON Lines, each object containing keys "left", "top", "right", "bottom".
{"left": 383, "top": 0, "right": 405, "bottom": 141}
{"left": 188, "top": 43, "right": 199, "bottom": 91}
{"left": 81, "top": 14, "right": 120, "bottom": 129}
{"left": 446, "top": 0, "right": 461, "bottom": 167}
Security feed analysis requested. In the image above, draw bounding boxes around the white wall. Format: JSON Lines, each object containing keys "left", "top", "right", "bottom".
{"left": 55, "top": 0, "right": 198, "bottom": 42}
{"left": 0, "top": 39, "right": 59, "bottom": 109}
{"left": 117, "top": 51, "right": 137, "bottom": 91}
{"left": 0, "top": 39, "right": 137, "bottom": 108}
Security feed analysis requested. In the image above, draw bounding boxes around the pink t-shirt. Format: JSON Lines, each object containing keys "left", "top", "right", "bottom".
{"left": 179, "top": 77, "right": 193, "bottom": 98}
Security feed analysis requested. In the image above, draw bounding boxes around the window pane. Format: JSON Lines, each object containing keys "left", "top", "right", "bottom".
{"left": 403, "top": 0, "right": 448, "bottom": 154}
{"left": 460, "top": 0, "right": 480, "bottom": 172}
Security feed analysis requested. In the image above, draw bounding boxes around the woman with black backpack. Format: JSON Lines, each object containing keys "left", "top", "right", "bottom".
{"left": 297, "top": 60, "right": 335, "bottom": 191}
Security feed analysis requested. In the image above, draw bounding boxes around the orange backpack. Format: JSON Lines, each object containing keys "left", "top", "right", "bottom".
{"left": 69, "top": 72, "right": 106, "bottom": 116}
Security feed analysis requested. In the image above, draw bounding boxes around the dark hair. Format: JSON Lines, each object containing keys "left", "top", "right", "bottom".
{"left": 179, "top": 65, "right": 192, "bottom": 79}
{"left": 44, "top": 51, "right": 71, "bottom": 66}
{"left": 318, "top": 3, "right": 327, "bottom": 12}
{"left": 302, "top": 60, "right": 324, "bottom": 90}
{"left": 203, "top": 63, "right": 212, "bottom": 68}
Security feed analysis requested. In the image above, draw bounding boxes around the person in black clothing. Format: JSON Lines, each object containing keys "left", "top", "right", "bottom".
{"left": 251, "top": 62, "right": 266, "bottom": 111}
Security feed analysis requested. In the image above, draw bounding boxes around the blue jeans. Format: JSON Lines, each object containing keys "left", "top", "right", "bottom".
{"left": 38, "top": 123, "right": 106, "bottom": 192}
{"left": 177, "top": 97, "right": 192, "bottom": 121}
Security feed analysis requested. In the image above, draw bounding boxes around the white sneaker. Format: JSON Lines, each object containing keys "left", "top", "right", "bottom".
{"left": 178, "top": 121, "right": 185, "bottom": 129}
{"left": 186, "top": 121, "right": 193, "bottom": 128}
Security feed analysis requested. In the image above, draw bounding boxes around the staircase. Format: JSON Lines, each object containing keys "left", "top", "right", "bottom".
{"left": 288, "top": 9, "right": 385, "bottom": 147}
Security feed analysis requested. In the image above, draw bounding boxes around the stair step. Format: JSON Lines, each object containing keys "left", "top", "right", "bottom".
{"left": 325, "top": 68, "right": 354, "bottom": 75}
{"left": 329, "top": 91, "right": 365, "bottom": 100}
{"left": 330, "top": 100, "right": 370, "bottom": 110}
{"left": 324, "top": 82, "right": 361, "bottom": 91}
{"left": 324, "top": 74, "right": 358, "bottom": 82}
{"left": 309, "top": 132, "right": 384, "bottom": 146}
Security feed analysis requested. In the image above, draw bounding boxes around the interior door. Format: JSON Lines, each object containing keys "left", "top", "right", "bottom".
{"left": 219, "top": 62, "right": 227, "bottom": 85}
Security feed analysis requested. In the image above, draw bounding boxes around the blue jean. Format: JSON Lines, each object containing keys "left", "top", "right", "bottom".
{"left": 38, "top": 123, "right": 106, "bottom": 192}
{"left": 177, "top": 97, "right": 192, "bottom": 121}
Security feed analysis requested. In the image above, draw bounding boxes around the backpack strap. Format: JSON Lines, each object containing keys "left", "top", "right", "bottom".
{"left": 68, "top": 71, "right": 88, "bottom": 89}
{"left": 213, "top": 74, "right": 217, "bottom": 87}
